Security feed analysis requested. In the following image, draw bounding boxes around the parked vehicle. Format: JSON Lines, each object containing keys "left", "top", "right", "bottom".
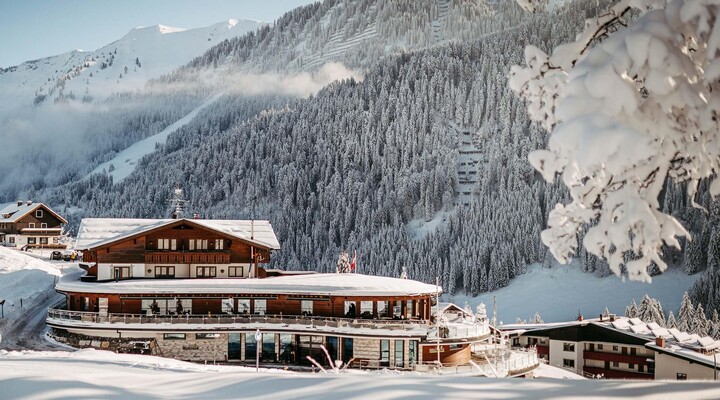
{"left": 62, "top": 253, "right": 72, "bottom": 261}
{"left": 51, "top": 251, "right": 63, "bottom": 260}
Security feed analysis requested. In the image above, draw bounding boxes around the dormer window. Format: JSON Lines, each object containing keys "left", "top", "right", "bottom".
{"left": 36, "top": 209, "right": 43, "bottom": 218}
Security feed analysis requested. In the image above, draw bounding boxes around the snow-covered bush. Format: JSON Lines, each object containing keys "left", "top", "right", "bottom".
{"left": 511, "top": 0, "right": 720, "bottom": 282}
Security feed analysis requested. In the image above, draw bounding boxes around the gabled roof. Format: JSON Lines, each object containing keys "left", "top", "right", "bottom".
{"left": 0, "top": 202, "right": 68, "bottom": 224}
{"left": 75, "top": 218, "right": 280, "bottom": 250}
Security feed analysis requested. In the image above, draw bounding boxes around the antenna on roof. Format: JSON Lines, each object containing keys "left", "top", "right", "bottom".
{"left": 169, "top": 187, "right": 187, "bottom": 219}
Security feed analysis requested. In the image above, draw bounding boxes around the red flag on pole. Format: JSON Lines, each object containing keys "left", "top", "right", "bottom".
{"left": 350, "top": 250, "right": 356, "bottom": 272}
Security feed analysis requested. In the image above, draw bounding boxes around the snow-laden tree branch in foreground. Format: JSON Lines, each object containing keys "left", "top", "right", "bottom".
{"left": 510, "top": 0, "right": 720, "bottom": 282}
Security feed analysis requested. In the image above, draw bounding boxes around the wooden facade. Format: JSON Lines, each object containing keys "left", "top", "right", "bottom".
{"left": 0, "top": 202, "right": 67, "bottom": 248}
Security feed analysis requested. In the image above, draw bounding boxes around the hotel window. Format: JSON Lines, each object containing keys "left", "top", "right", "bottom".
{"left": 407, "top": 300, "right": 414, "bottom": 317}
{"left": 629, "top": 363, "right": 635, "bottom": 370}
{"left": 41, "top": 223, "right": 47, "bottom": 228}
{"left": 612, "top": 361, "right": 619, "bottom": 368}
{"left": 189, "top": 239, "right": 208, "bottom": 251}
{"left": 344, "top": 301, "right": 356, "bottom": 318}
{"left": 254, "top": 299, "right": 267, "bottom": 315}
{"left": 28, "top": 237, "right": 36, "bottom": 244}
{"left": 36, "top": 210, "right": 43, "bottom": 218}
{"left": 612, "top": 345, "right": 619, "bottom": 351}
{"left": 395, "top": 340, "right": 404, "bottom": 368}
{"left": 238, "top": 299, "right": 251, "bottom": 314}
{"left": 40, "top": 237, "right": 48, "bottom": 245}
{"left": 196, "top": 266, "right": 216, "bottom": 278}
{"left": 380, "top": 340, "right": 390, "bottom": 366}
{"left": 597, "top": 344, "right": 603, "bottom": 350}
{"left": 155, "top": 266, "right": 175, "bottom": 278}
{"left": 163, "top": 333, "right": 185, "bottom": 340}
{"left": 563, "top": 342, "right": 575, "bottom": 352}
{"left": 29, "top": 223, "right": 35, "bottom": 228}
{"left": 9, "top": 237, "right": 14, "bottom": 244}
{"left": 677, "top": 373, "right": 687, "bottom": 380}
{"left": 158, "top": 238, "right": 176, "bottom": 250}
{"left": 409, "top": 340, "right": 418, "bottom": 366}
{"left": 113, "top": 266, "right": 131, "bottom": 279}
{"left": 301, "top": 300, "right": 313, "bottom": 316}
{"left": 229, "top": 266, "right": 244, "bottom": 277}
{"left": 53, "top": 237, "right": 58, "bottom": 243}
{"left": 215, "top": 239, "right": 224, "bottom": 250}
{"left": 563, "top": 359, "right": 575, "bottom": 368}
{"left": 196, "top": 333, "right": 220, "bottom": 340}
{"left": 360, "top": 301, "right": 373, "bottom": 318}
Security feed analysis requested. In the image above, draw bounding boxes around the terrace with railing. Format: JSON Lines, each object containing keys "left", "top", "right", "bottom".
{"left": 47, "top": 307, "right": 434, "bottom": 337}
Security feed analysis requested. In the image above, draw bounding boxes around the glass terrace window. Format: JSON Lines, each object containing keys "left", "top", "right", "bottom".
{"left": 301, "top": 300, "right": 313, "bottom": 316}
{"left": 378, "top": 301, "right": 389, "bottom": 318}
{"left": 164, "top": 333, "right": 185, "bottom": 340}
{"left": 254, "top": 299, "right": 267, "bottom": 315}
{"left": 238, "top": 299, "right": 250, "bottom": 314}
{"left": 360, "top": 301, "right": 373, "bottom": 319}
{"left": 222, "top": 298, "right": 234, "bottom": 314}
{"left": 344, "top": 301, "right": 356, "bottom": 318}
{"left": 380, "top": 340, "right": 390, "bottom": 366}
{"left": 395, "top": 340, "right": 404, "bottom": 368}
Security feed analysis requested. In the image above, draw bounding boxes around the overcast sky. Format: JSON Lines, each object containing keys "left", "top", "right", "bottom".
{"left": 0, "top": 0, "right": 317, "bottom": 68}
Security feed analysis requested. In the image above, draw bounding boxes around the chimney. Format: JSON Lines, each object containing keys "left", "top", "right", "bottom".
{"left": 26, "top": 200, "right": 32, "bottom": 206}
{"left": 656, "top": 337, "right": 666, "bottom": 348}
{"left": 17, "top": 200, "right": 23, "bottom": 206}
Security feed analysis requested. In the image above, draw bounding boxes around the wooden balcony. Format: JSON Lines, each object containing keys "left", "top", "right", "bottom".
{"left": 583, "top": 350, "right": 650, "bottom": 365}
{"left": 144, "top": 251, "right": 230, "bottom": 264}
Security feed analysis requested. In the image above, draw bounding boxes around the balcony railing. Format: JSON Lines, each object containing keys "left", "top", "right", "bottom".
{"left": 144, "top": 251, "right": 230, "bottom": 264}
{"left": 47, "top": 307, "right": 429, "bottom": 332}
{"left": 426, "top": 323, "right": 491, "bottom": 341}
{"left": 583, "top": 350, "right": 651, "bottom": 365}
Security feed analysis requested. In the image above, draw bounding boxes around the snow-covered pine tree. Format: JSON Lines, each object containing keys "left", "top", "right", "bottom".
{"left": 637, "top": 294, "right": 653, "bottom": 323}
{"left": 650, "top": 298, "right": 666, "bottom": 327}
{"left": 666, "top": 311, "right": 677, "bottom": 330}
{"left": 531, "top": 312, "right": 544, "bottom": 324}
{"left": 625, "top": 299, "right": 638, "bottom": 319}
{"left": 693, "top": 303, "right": 709, "bottom": 337}
{"left": 710, "top": 310, "right": 720, "bottom": 339}
{"left": 677, "top": 292, "right": 695, "bottom": 333}
{"left": 336, "top": 250, "right": 350, "bottom": 273}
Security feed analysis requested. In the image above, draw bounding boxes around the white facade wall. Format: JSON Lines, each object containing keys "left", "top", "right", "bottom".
{"left": 549, "top": 339, "right": 582, "bottom": 374}
{"left": 97, "top": 263, "right": 253, "bottom": 280}
{"left": 654, "top": 352, "right": 718, "bottom": 380}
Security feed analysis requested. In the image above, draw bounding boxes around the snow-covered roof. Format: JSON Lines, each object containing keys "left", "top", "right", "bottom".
{"left": 0, "top": 202, "right": 67, "bottom": 224}
{"left": 75, "top": 218, "right": 280, "bottom": 250}
{"left": 56, "top": 273, "right": 442, "bottom": 297}
{"left": 598, "top": 317, "right": 720, "bottom": 353}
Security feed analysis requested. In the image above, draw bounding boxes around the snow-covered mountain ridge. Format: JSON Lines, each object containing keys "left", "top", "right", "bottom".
{"left": 0, "top": 18, "right": 264, "bottom": 110}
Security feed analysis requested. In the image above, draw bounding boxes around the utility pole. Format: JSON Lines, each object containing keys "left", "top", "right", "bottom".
{"left": 436, "top": 276, "right": 441, "bottom": 367}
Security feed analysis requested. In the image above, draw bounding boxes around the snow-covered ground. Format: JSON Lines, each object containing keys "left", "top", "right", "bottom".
{"left": 0, "top": 246, "right": 60, "bottom": 317}
{"left": 448, "top": 263, "right": 700, "bottom": 324}
{"left": 2, "top": 349, "right": 720, "bottom": 399}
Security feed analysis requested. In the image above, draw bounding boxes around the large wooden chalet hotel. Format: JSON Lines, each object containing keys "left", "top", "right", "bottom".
{"left": 48, "top": 205, "right": 495, "bottom": 371}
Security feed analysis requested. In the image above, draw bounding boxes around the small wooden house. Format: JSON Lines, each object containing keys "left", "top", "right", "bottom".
{"left": 0, "top": 200, "right": 67, "bottom": 248}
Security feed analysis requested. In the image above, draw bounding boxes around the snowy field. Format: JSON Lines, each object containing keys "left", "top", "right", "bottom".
{"left": 0, "top": 247, "right": 61, "bottom": 318}
{"left": 449, "top": 263, "right": 700, "bottom": 324}
{"left": 2, "top": 349, "right": 720, "bottom": 400}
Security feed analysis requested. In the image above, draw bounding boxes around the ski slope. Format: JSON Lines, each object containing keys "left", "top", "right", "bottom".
{"left": 449, "top": 263, "right": 701, "bottom": 324}
{"left": 88, "top": 92, "right": 224, "bottom": 183}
